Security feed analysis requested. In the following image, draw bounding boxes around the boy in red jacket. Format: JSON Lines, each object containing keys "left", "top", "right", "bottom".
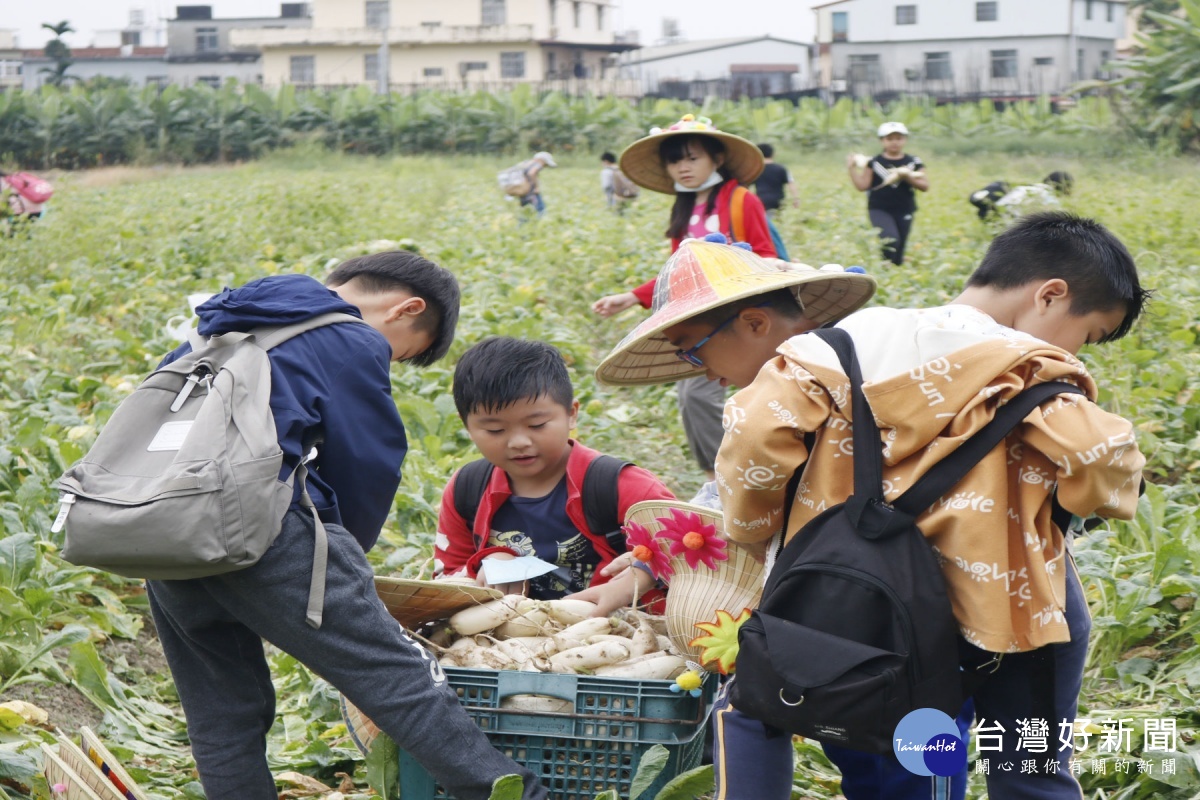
{"left": 435, "top": 337, "right": 674, "bottom": 615}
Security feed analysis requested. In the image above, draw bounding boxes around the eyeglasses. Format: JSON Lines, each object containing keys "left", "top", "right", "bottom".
{"left": 674, "top": 302, "right": 770, "bottom": 368}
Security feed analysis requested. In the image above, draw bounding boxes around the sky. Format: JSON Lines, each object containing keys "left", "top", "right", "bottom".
{"left": 2, "top": 0, "right": 817, "bottom": 50}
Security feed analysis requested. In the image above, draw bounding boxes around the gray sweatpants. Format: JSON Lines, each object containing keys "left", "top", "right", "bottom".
{"left": 148, "top": 509, "right": 546, "bottom": 800}
{"left": 677, "top": 376, "right": 727, "bottom": 472}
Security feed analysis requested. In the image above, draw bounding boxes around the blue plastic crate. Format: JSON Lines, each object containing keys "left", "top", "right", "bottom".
{"left": 398, "top": 666, "right": 714, "bottom": 800}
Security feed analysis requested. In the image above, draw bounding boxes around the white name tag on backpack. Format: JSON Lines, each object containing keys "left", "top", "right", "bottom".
{"left": 147, "top": 421, "right": 193, "bottom": 451}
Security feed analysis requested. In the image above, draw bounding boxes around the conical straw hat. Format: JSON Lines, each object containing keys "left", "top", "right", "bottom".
{"left": 624, "top": 500, "right": 764, "bottom": 672}
{"left": 619, "top": 113, "right": 764, "bottom": 195}
{"left": 595, "top": 239, "right": 876, "bottom": 386}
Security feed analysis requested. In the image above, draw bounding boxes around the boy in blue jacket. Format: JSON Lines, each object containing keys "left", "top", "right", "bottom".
{"left": 146, "top": 251, "right": 547, "bottom": 800}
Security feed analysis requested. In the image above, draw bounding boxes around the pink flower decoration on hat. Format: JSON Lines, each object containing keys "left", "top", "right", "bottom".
{"left": 657, "top": 508, "right": 728, "bottom": 570}
{"left": 624, "top": 520, "right": 674, "bottom": 580}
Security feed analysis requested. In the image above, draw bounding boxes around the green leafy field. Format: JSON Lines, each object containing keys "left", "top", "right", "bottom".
{"left": 2, "top": 141, "right": 1200, "bottom": 799}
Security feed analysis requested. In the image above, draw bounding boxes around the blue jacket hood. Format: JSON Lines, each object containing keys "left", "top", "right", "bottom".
{"left": 196, "top": 274, "right": 362, "bottom": 336}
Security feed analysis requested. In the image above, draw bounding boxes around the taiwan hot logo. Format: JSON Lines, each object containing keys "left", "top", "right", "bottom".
{"left": 893, "top": 708, "right": 968, "bottom": 777}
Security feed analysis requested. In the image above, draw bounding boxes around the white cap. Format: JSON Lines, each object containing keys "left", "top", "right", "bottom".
{"left": 533, "top": 151, "right": 557, "bottom": 167}
{"left": 877, "top": 121, "right": 910, "bottom": 138}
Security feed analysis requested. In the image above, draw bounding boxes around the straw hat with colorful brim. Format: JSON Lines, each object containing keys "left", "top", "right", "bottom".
{"left": 624, "top": 500, "right": 764, "bottom": 672}
{"left": 596, "top": 237, "right": 877, "bottom": 386}
{"left": 619, "top": 113, "right": 765, "bottom": 195}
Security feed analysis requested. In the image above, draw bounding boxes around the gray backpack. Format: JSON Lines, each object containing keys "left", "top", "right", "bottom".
{"left": 54, "top": 312, "right": 367, "bottom": 629}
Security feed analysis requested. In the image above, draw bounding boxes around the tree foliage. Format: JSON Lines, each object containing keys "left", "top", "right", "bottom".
{"left": 40, "top": 20, "right": 75, "bottom": 88}
{"left": 0, "top": 83, "right": 1124, "bottom": 170}
{"left": 1103, "top": 1, "right": 1200, "bottom": 151}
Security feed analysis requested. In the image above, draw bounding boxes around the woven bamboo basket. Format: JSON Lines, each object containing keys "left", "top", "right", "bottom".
{"left": 79, "top": 726, "right": 150, "bottom": 800}
{"left": 624, "top": 501, "right": 764, "bottom": 671}
{"left": 374, "top": 577, "right": 501, "bottom": 629}
{"left": 341, "top": 695, "right": 381, "bottom": 755}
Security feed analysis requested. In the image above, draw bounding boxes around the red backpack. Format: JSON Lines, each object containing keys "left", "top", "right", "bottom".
{"left": 2, "top": 172, "right": 54, "bottom": 204}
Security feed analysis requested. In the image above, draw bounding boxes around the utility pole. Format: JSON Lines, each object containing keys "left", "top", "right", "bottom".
{"left": 377, "top": 3, "right": 390, "bottom": 95}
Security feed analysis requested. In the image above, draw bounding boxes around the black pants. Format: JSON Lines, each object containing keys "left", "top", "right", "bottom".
{"left": 869, "top": 208, "right": 914, "bottom": 265}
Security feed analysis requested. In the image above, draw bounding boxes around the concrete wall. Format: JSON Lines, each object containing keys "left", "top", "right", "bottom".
{"left": 620, "top": 39, "right": 814, "bottom": 94}
{"left": 816, "top": 0, "right": 1125, "bottom": 42}
{"left": 257, "top": 41, "right": 611, "bottom": 85}
{"left": 830, "top": 34, "right": 1116, "bottom": 95}
{"left": 310, "top": 0, "right": 616, "bottom": 45}
{"left": 22, "top": 57, "right": 169, "bottom": 90}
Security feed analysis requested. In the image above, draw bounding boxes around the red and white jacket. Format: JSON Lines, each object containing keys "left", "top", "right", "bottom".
{"left": 435, "top": 440, "right": 675, "bottom": 591}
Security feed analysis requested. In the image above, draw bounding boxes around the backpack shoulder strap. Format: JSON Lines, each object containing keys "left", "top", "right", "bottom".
{"left": 253, "top": 312, "right": 369, "bottom": 351}
{"left": 582, "top": 454, "right": 630, "bottom": 544}
{"left": 892, "top": 382, "right": 1088, "bottom": 516}
{"left": 452, "top": 458, "right": 496, "bottom": 530}
{"left": 728, "top": 185, "right": 748, "bottom": 244}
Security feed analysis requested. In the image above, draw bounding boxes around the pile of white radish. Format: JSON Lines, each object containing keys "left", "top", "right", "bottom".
{"left": 425, "top": 596, "right": 688, "bottom": 682}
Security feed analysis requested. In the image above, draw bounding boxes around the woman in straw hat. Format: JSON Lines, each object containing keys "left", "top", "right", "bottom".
{"left": 595, "top": 238, "right": 971, "bottom": 799}
{"left": 592, "top": 114, "right": 777, "bottom": 483}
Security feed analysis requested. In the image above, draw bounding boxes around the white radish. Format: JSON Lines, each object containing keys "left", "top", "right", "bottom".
{"left": 492, "top": 636, "right": 556, "bottom": 662}
{"left": 448, "top": 595, "right": 522, "bottom": 636}
{"left": 594, "top": 654, "right": 687, "bottom": 680}
{"left": 656, "top": 635, "right": 675, "bottom": 654}
{"left": 552, "top": 617, "right": 614, "bottom": 650}
{"left": 540, "top": 598, "right": 598, "bottom": 626}
{"left": 585, "top": 634, "right": 635, "bottom": 646}
{"left": 548, "top": 641, "right": 630, "bottom": 672}
{"left": 494, "top": 608, "right": 554, "bottom": 639}
{"left": 627, "top": 621, "right": 659, "bottom": 658}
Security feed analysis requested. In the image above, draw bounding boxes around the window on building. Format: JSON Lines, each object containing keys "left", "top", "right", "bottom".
{"left": 924, "top": 52, "right": 951, "bottom": 80}
{"left": 195, "top": 27, "right": 218, "bottom": 53}
{"left": 290, "top": 54, "right": 315, "bottom": 84}
{"left": 848, "top": 54, "right": 881, "bottom": 83}
{"left": 597, "top": 3, "right": 605, "bottom": 30}
{"left": 0, "top": 60, "right": 23, "bottom": 78}
{"left": 121, "top": 30, "right": 142, "bottom": 46}
{"left": 146, "top": 75, "right": 168, "bottom": 88}
{"left": 1107, "top": 1, "right": 1115, "bottom": 22}
{"left": 832, "top": 11, "right": 849, "bottom": 42}
{"left": 501, "top": 51, "right": 525, "bottom": 78}
{"left": 1086, "top": 0, "right": 1093, "bottom": 20}
{"left": 976, "top": 2, "right": 998, "bottom": 21}
{"left": 365, "top": 52, "right": 380, "bottom": 80}
{"left": 1099, "top": 49, "right": 1110, "bottom": 76}
{"left": 1034, "top": 56, "right": 1054, "bottom": 66}
{"left": 1077, "top": 48, "right": 1085, "bottom": 77}
{"left": 365, "top": 1, "right": 389, "bottom": 29}
{"left": 991, "top": 49, "right": 1017, "bottom": 78}
{"left": 482, "top": 0, "right": 506, "bottom": 25}
{"left": 547, "top": 51, "right": 557, "bottom": 75}
{"left": 895, "top": 5, "right": 917, "bottom": 25}
{"left": 424, "top": 67, "right": 443, "bottom": 77}
{"left": 549, "top": 0, "right": 557, "bottom": 26}
{"left": 461, "top": 61, "right": 488, "bottom": 72}
{"left": 197, "top": 75, "right": 221, "bottom": 88}
{"left": 573, "top": 2, "right": 582, "bottom": 27}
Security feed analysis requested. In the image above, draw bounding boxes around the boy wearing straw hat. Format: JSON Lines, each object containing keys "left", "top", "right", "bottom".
{"left": 716, "top": 212, "right": 1148, "bottom": 799}
{"left": 596, "top": 236, "right": 973, "bottom": 800}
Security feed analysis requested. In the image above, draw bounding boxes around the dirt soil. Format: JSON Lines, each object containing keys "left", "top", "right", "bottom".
{"left": 6, "top": 614, "right": 174, "bottom": 735}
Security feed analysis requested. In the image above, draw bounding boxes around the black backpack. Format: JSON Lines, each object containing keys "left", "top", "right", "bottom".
{"left": 731, "top": 327, "right": 1084, "bottom": 754}
{"left": 452, "top": 454, "right": 630, "bottom": 547}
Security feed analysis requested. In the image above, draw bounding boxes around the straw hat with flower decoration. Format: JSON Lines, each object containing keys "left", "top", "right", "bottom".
{"left": 623, "top": 499, "right": 764, "bottom": 674}
{"left": 596, "top": 235, "right": 877, "bottom": 386}
{"left": 619, "top": 113, "right": 766, "bottom": 195}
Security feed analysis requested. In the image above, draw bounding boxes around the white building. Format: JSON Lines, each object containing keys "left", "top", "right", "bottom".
{"left": 167, "top": 4, "right": 313, "bottom": 88}
{"left": 617, "top": 36, "right": 815, "bottom": 100}
{"left": 231, "top": 0, "right": 639, "bottom": 93}
{"left": 0, "top": 30, "right": 21, "bottom": 92}
{"left": 813, "top": 0, "right": 1127, "bottom": 99}
{"left": 21, "top": 46, "right": 170, "bottom": 90}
